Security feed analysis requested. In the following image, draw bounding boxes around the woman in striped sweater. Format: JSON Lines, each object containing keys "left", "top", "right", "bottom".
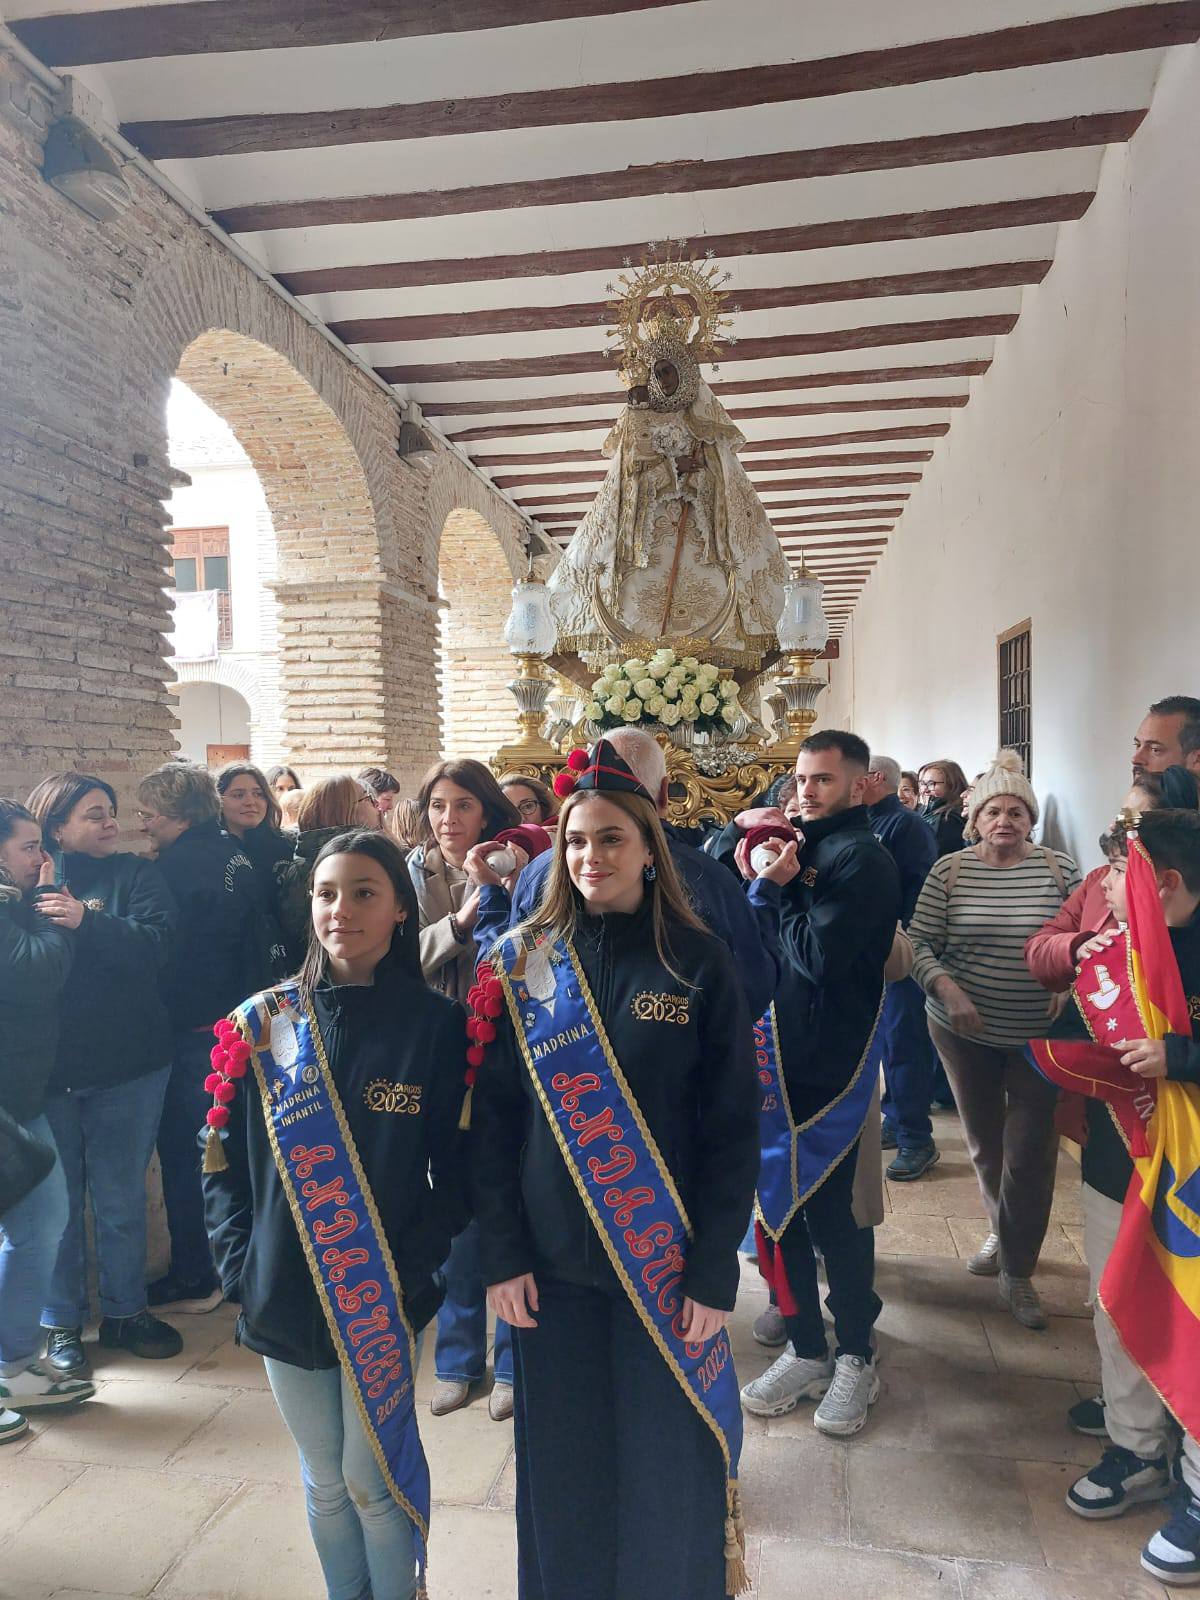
{"left": 910, "top": 752, "right": 1080, "bottom": 1332}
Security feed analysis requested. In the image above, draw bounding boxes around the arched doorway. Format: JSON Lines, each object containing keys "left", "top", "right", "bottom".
{"left": 171, "top": 329, "right": 393, "bottom": 780}
{"left": 172, "top": 681, "right": 252, "bottom": 766}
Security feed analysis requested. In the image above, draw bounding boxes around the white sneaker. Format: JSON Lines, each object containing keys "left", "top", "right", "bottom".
{"left": 0, "top": 1360, "right": 94, "bottom": 1409}
{"left": 0, "top": 1408, "right": 28, "bottom": 1443}
{"left": 968, "top": 1233, "right": 1001, "bottom": 1275}
{"left": 740, "top": 1349, "right": 833, "bottom": 1417}
{"left": 813, "top": 1354, "right": 880, "bottom": 1437}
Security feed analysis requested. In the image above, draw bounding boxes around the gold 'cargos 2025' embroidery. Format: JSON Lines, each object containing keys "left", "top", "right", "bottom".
{"left": 631, "top": 991, "right": 690, "bottom": 1026}
{"left": 364, "top": 1079, "right": 423, "bottom": 1115}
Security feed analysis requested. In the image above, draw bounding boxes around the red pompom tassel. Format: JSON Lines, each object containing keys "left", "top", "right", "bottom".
{"left": 224, "top": 1058, "right": 248, "bottom": 1080}
{"left": 475, "top": 1020, "right": 497, "bottom": 1044}
{"left": 206, "top": 1105, "right": 231, "bottom": 1130}
{"left": 226, "top": 1040, "right": 252, "bottom": 1066}
{"left": 204, "top": 1072, "right": 223, "bottom": 1094}
{"left": 482, "top": 995, "right": 503, "bottom": 1019}
{"left": 466, "top": 1044, "right": 485, "bottom": 1069}
{"left": 210, "top": 1045, "right": 228, "bottom": 1069}
{"left": 553, "top": 771, "right": 577, "bottom": 799}
{"left": 214, "top": 1080, "right": 237, "bottom": 1105}
{"left": 213, "top": 1020, "right": 237, "bottom": 1044}
{"left": 566, "top": 747, "right": 589, "bottom": 772}
{"left": 464, "top": 1066, "right": 479, "bottom": 1088}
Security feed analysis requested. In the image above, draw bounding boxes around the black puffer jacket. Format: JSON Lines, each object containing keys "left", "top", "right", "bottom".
{"left": 471, "top": 900, "right": 759, "bottom": 1312}
{"left": 154, "top": 819, "right": 262, "bottom": 1030}
{"left": 274, "top": 826, "right": 352, "bottom": 966}
{"left": 751, "top": 806, "right": 900, "bottom": 1114}
{"left": 203, "top": 950, "right": 470, "bottom": 1368}
{"left": 0, "top": 883, "right": 74, "bottom": 1122}
{"left": 48, "top": 850, "right": 177, "bottom": 1094}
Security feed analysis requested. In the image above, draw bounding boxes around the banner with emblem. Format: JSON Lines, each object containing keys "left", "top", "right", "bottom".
{"left": 229, "top": 983, "right": 432, "bottom": 1597}
{"left": 495, "top": 931, "right": 749, "bottom": 1597}
{"left": 753, "top": 1002, "right": 878, "bottom": 1241}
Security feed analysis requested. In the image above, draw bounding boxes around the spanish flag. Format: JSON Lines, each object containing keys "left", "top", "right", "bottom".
{"left": 1100, "top": 834, "right": 1200, "bottom": 1441}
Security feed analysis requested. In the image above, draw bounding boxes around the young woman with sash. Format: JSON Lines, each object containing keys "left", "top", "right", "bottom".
{"left": 470, "top": 740, "right": 760, "bottom": 1600}
{"left": 202, "top": 830, "right": 469, "bottom": 1600}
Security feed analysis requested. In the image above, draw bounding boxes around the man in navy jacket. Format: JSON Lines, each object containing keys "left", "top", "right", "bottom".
{"left": 475, "top": 728, "right": 779, "bottom": 1021}
{"left": 863, "top": 756, "right": 940, "bottom": 1180}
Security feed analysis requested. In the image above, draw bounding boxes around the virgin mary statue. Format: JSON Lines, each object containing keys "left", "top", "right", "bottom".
{"left": 547, "top": 252, "right": 787, "bottom": 672}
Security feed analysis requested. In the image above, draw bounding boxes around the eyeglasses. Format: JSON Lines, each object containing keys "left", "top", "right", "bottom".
{"left": 134, "top": 809, "right": 163, "bottom": 824}
{"left": 515, "top": 799, "right": 542, "bottom": 818}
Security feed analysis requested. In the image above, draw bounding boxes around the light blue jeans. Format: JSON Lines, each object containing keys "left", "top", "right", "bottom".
{"left": 42, "top": 1067, "right": 170, "bottom": 1328}
{"left": 435, "top": 1219, "right": 513, "bottom": 1384}
{"left": 0, "top": 1115, "right": 70, "bottom": 1372}
{"left": 265, "top": 1343, "right": 423, "bottom": 1600}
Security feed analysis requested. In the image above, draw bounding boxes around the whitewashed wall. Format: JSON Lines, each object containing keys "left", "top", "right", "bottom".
{"left": 820, "top": 43, "right": 1200, "bottom": 870}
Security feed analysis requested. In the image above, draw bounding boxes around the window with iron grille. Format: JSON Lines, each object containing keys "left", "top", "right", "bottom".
{"left": 997, "top": 620, "right": 1032, "bottom": 778}
{"left": 171, "top": 527, "right": 232, "bottom": 647}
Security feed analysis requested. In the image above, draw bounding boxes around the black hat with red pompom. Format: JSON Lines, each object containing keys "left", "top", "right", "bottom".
{"left": 552, "top": 739, "right": 652, "bottom": 802}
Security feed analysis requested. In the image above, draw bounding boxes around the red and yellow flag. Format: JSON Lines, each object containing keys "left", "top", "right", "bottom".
{"left": 1100, "top": 835, "right": 1200, "bottom": 1440}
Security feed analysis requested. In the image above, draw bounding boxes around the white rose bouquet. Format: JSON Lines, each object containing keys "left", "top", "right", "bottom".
{"left": 588, "top": 648, "right": 742, "bottom": 736}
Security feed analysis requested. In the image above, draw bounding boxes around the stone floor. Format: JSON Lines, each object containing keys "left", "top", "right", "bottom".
{"left": 0, "top": 1112, "right": 1176, "bottom": 1599}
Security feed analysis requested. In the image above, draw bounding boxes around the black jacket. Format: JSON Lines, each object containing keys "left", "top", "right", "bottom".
{"left": 1048, "top": 909, "right": 1200, "bottom": 1202}
{"left": 154, "top": 820, "right": 262, "bottom": 1031}
{"left": 274, "top": 826, "right": 353, "bottom": 967}
{"left": 203, "top": 955, "right": 470, "bottom": 1368}
{"left": 49, "top": 850, "right": 177, "bottom": 1094}
{"left": 870, "top": 793, "right": 938, "bottom": 927}
{"left": 922, "top": 802, "right": 966, "bottom": 859}
{"left": 0, "top": 883, "right": 74, "bottom": 1122}
{"left": 752, "top": 806, "right": 901, "bottom": 1112}
{"left": 471, "top": 902, "right": 759, "bottom": 1312}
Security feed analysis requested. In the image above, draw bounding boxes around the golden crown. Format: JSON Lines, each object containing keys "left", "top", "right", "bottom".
{"left": 604, "top": 241, "right": 736, "bottom": 389}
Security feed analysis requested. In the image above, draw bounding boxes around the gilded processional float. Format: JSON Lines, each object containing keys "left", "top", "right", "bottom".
{"left": 492, "top": 247, "right": 833, "bottom": 826}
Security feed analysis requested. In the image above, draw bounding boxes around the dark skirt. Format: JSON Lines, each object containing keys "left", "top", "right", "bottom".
{"left": 511, "top": 1276, "right": 728, "bottom": 1600}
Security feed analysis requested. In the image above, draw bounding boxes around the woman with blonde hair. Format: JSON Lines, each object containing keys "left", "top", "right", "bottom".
{"left": 470, "top": 740, "right": 759, "bottom": 1600}
{"left": 275, "top": 777, "right": 381, "bottom": 964}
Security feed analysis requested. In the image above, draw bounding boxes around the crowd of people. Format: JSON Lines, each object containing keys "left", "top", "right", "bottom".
{"left": 2, "top": 693, "right": 1200, "bottom": 1599}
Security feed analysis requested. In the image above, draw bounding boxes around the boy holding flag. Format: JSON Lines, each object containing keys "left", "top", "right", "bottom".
{"left": 1029, "top": 810, "right": 1200, "bottom": 1585}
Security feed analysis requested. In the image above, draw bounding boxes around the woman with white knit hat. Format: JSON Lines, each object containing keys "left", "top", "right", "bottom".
{"left": 909, "top": 752, "right": 1081, "bottom": 1330}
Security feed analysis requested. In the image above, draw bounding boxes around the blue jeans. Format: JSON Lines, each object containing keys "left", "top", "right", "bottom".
{"left": 435, "top": 1219, "right": 513, "bottom": 1385}
{"left": 0, "top": 1116, "right": 70, "bottom": 1372}
{"left": 878, "top": 978, "right": 937, "bottom": 1149}
{"left": 265, "top": 1347, "right": 422, "bottom": 1600}
{"left": 42, "top": 1067, "right": 170, "bottom": 1328}
{"left": 157, "top": 1031, "right": 218, "bottom": 1285}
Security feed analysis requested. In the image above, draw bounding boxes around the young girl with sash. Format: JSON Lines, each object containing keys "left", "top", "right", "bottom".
{"left": 471, "top": 740, "right": 760, "bottom": 1600}
{"left": 203, "top": 830, "right": 469, "bottom": 1600}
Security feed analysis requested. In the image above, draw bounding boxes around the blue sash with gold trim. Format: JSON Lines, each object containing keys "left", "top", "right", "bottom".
{"left": 232, "top": 983, "right": 430, "bottom": 1597}
{"left": 754, "top": 1000, "right": 879, "bottom": 1241}
{"left": 495, "top": 933, "right": 749, "bottom": 1596}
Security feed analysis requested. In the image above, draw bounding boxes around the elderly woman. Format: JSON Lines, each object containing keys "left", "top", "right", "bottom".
{"left": 909, "top": 752, "right": 1080, "bottom": 1330}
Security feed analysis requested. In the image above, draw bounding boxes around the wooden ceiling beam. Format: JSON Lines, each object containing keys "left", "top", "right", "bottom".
{"left": 330, "top": 260, "right": 1046, "bottom": 345}
{"left": 280, "top": 197, "right": 1088, "bottom": 295}
{"left": 491, "top": 450, "right": 930, "bottom": 485}
{"left": 379, "top": 315, "right": 1016, "bottom": 385}
{"left": 773, "top": 539, "right": 890, "bottom": 550}
{"left": 444, "top": 399, "right": 965, "bottom": 441}
{"left": 753, "top": 472, "right": 923, "bottom": 490}
{"left": 123, "top": 7, "right": 1198, "bottom": 157}
{"left": 471, "top": 426, "right": 946, "bottom": 464}
{"left": 771, "top": 511, "right": 903, "bottom": 524}
{"left": 12, "top": 0, "right": 690, "bottom": 65}
{"left": 217, "top": 114, "right": 1136, "bottom": 232}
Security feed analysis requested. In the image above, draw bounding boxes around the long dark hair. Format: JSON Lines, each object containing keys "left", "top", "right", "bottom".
{"left": 415, "top": 758, "right": 519, "bottom": 849}
{"left": 216, "top": 762, "right": 282, "bottom": 832}
{"left": 297, "top": 829, "right": 420, "bottom": 1003}
{"left": 27, "top": 772, "right": 118, "bottom": 848}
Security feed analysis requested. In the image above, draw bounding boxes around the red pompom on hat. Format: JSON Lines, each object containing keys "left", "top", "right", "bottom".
{"left": 553, "top": 770, "right": 577, "bottom": 799}
{"left": 566, "top": 747, "right": 589, "bottom": 772}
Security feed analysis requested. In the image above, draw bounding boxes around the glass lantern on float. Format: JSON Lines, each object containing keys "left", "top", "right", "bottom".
{"left": 493, "top": 556, "right": 562, "bottom": 768}
{"left": 769, "top": 566, "right": 830, "bottom": 758}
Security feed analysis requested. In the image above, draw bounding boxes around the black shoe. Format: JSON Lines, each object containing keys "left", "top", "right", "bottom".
{"left": 97, "top": 1309, "right": 183, "bottom": 1360}
{"left": 43, "top": 1325, "right": 90, "bottom": 1378}
{"left": 147, "top": 1270, "right": 222, "bottom": 1315}
{"left": 880, "top": 1119, "right": 898, "bottom": 1151}
{"left": 1068, "top": 1394, "right": 1109, "bottom": 1438}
